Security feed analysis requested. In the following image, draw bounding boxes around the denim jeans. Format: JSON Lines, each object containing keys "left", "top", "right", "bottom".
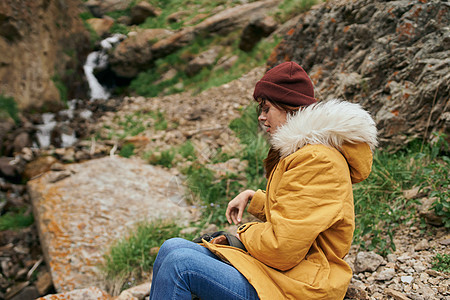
{"left": 149, "top": 238, "right": 259, "bottom": 300}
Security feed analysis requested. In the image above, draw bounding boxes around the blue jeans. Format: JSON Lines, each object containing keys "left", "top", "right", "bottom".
{"left": 149, "top": 238, "right": 259, "bottom": 300}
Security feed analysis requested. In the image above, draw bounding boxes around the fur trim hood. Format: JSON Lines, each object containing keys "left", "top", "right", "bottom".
{"left": 271, "top": 99, "right": 378, "bottom": 158}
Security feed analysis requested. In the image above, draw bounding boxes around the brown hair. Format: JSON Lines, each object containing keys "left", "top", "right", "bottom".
{"left": 256, "top": 98, "right": 301, "bottom": 178}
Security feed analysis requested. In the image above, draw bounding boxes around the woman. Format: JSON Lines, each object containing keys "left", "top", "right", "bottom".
{"left": 149, "top": 61, "right": 377, "bottom": 299}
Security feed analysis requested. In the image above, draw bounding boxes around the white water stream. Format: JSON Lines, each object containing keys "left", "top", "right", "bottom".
{"left": 35, "top": 34, "right": 126, "bottom": 148}
{"left": 83, "top": 34, "right": 126, "bottom": 100}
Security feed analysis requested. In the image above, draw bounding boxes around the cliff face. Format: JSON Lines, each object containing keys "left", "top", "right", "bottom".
{"left": 0, "top": 0, "right": 90, "bottom": 112}
{"left": 268, "top": 0, "right": 449, "bottom": 146}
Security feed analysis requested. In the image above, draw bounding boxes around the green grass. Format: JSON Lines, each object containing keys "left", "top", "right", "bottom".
{"left": 51, "top": 74, "right": 68, "bottom": 105}
{"left": 353, "top": 133, "right": 449, "bottom": 255}
{"left": 273, "top": 0, "right": 320, "bottom": 23}
{"left": 129, "top": 30, "right": 281, "bottom": 97}
{"left": 101, "top": 220, "right": 198, "bottom": 293}
{"left": 229, "top": 104, "right": 269, "bottom": 190}
{"left": 106, "top": 110, "right": 169, "bottom": 140}
{"left": 431, "top": 253, "right": 450, "bottom": 273}
{"left": 146, "top": 148, "right": 176, "bottom": 168}
{"left": 0, "top": 207, "right": 34, "bottom": 231}
{"left": 119, "top": 143, "right": 135, "bottom": 158}
{"left": 0, "top": 94, "right": 19, "bottom": 124}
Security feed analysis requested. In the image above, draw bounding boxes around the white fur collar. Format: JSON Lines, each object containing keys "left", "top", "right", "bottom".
{"left": 271, "top": 99, "right": 378, "bottom": 158}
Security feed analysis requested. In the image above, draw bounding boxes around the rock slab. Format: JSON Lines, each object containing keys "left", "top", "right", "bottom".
{"left": 28, "top": 156, "right": 192, "bottom": 293}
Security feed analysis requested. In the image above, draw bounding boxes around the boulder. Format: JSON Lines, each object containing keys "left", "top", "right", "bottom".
{"left": 86, "top": 17, "right": 115, "bottom": 38}
{"left": 239, "top": 15, "right": 278, "bottom": 52}
{"left": 84, "top": 0, "right": 133, "bottom": 17}
{"left": 12, "top": 131, "right": 32, "bottom": 154}
{"left": 0, "top": 0, "right": 91, "bottom": 111}
{"left": 185, "top": 47, "right": 221, "bottom": 77}
{"left": 28, "top": 156, "right": 193, "bottom": 292}
{"left": 115, "top": 0, "right": 282, "bottom": 76}
{"left": 23, "top": 156, "right": 59, "bottom": 180}
{"left": 110, "top": 29, "right": 174, "bottom": 78}
{"left": 354, "top": 251, "right": 385, "bottom": 273}
{"left": 167, "top": 11, "right": 190, "bottom": 23}
{"left": 418, "top": 197, "right": 443, "bottom": 226}
{"left": 37, "top": 286, "right": 112, "bottom": 300}
{"left": 345, "top": 283, "right": 368, "bottom": 300}
{"left": 0, "top": 157, "right": 22, "bottom": 180}
{"left": 130, "top": 1, "right": 161, "bottom": 25}
{"left": 267, "top": 0, "right": 450, "bottom": 146}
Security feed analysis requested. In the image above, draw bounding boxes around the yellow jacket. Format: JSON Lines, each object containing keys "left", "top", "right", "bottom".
{"left": 204, "top": 100, "right": 378, "bottom": 299}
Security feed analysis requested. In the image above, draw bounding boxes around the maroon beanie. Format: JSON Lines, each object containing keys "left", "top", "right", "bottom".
{"left": 253, "top": 61, "right": 316, "bottom": 106}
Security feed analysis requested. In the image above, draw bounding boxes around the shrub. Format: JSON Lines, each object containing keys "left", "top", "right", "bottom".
{"left": 0, "top": 207, "right": 34, "bottom": 231}
{"left": 101, "top": 220, "right": 196, "bottom": 293}
{"left": 0, "top": 94, "right": 20, "bottom": 124}
{"left": 119, "top": 143, "right": 135, "bottom": 158}
{"left": 353, "top": 133, "right": 449, "bottom": 255}
{"left": 431, "top": 253, "right": 450, "bottom": 273}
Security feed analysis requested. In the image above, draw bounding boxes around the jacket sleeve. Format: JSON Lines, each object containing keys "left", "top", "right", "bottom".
{"left": 239, "top": 148, "right": 349, "bottom": 271}
{"left": 247, "top": 189, "right": 267, "bottom": 221}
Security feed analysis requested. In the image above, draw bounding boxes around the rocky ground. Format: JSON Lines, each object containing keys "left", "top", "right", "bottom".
{"left": 1, "top": 66, "right": 448, "bottom": 299}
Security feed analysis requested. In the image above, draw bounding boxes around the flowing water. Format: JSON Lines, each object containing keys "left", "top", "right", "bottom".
{"left": 35, "top": 34, "right": 126, "bottom": 149}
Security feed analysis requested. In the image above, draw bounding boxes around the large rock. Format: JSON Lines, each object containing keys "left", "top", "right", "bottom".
{"left": 28, "top": 156, "right": 193, "bottom": 293}
{"left": 110, "top": 0, "right": 282, "bottom": 78}
{"left": 110, "top": 29, "right": 174, "bottom": 78}
{"left": 239, "top": 15, "right": 278, "bottom": 52}
{"left": 267, "top": 0, "right": 450, "bottom": 146}
{"left": 0, "top": 0, "right": 91, "bottom": 111}
{"left": 185, "top": 47, "right": 221, "bottom": 77}
{"left": 84, "top": 0, "right": 133, "bottom": 17}
{"left": 86, "top": 17, "right": 115, "bottom": 38}
{"left": 129, "top": 1, "right": 161, "bottom": 25}
{"left": 354, "top": 251, "right": 385, "bottom": 273}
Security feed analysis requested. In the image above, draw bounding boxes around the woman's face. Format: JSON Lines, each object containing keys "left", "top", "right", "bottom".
{"left": 258, "top": 100, "right": 287, "bottom": 135}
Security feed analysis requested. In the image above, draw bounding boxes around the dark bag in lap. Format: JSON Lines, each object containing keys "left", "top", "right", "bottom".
{"left": 193, "top": 231, "right": 247, "bottom": 251}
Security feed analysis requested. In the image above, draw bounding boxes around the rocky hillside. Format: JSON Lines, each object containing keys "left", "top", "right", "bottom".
{"left": 0, "top": 0, "right": 90, "bottom": 111}
{"left": 267, "top": 0, "right": 449, "bottom": 146}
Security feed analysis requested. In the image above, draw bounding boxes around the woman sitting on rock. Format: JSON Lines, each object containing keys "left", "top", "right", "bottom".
{"left": 149, "top": 61, "right": 377, "bottom": 299}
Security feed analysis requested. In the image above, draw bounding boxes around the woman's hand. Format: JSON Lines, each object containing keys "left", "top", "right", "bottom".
{"left": 226, "top": 190, "right": 255, "bottom": 225}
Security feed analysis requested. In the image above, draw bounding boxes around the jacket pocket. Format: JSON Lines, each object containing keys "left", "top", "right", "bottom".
{"left": 237, "top": 222, "right": 259, "bottom": 234}
{"left": 283, "top": 259, "right": 321, "bottom": 286}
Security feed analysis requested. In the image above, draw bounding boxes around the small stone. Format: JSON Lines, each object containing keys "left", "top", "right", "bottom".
{"left": 345, "top": 283, "right": 368, "bottom": 299}
{"left": 149, "top": 247, "right": 160, "bottom": 256}
{"left": 419, "top": 272, "right": 429, "bottom": 282}
{"left": 408, "top": 292, "right": 424, "bottom": 300}
{"left": 385, "top": 288, "right": 410, "bottom": 300}
{"left": 354, "top": 251, "right": 385, "bottom": 273}
{"left": 117, "top": 282, "right": 150, "bottom": 300}
{"left": 425, "top": 269, "right": 442, "bottom": 277}
{"left": 439, "top": 238, "right": 450, "bottom": 245}
{"left": 4, "top": 281, "right": 29, "bottom": 300}
{"left": 401, "top": 276, "right": 414, "bottom": 284}
{"left": 414, "top": 239, "right": 429, "bottom": 251}
{"left": 9, "top": 286, "right": 39, "bottom": 300}
{"left": 413, "top": 261, "right": 426, "bottom": 273}
{"left": 387, "top": 253, "right": 397, "bottom": 263}
{"left": 35, "top": 271, "right": 52, "bottom": 295}
{"left": 37, "top": 286, "right": 111, "bottom": 299}
{"left": 375, "top": 268, "right": 396, "bottom": 281}
{"left": 403, "top": 187, "right": 420, "bottom": 199}
{"left": 46, "top": 170, "right": 71, "bottom": 183}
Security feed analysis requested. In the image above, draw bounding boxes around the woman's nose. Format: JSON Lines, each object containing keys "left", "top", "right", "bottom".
{"left": 258, "top": 114, "right": 266, "bottom": 121}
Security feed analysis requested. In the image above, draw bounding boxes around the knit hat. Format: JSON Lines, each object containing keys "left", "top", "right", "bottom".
{"left": 253, "top": 61, "right": 316, "bottom": 106}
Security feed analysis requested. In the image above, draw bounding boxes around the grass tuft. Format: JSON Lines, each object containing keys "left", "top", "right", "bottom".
{"left": 0, "top": 208, "right": 34, "bottom": 231}
{"left": 101, "top": 220, "right": 196, "bottom": 293}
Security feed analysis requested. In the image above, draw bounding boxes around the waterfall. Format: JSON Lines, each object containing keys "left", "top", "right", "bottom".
{"left": 83, "top": 34, "right": 126, "bottom": 100}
